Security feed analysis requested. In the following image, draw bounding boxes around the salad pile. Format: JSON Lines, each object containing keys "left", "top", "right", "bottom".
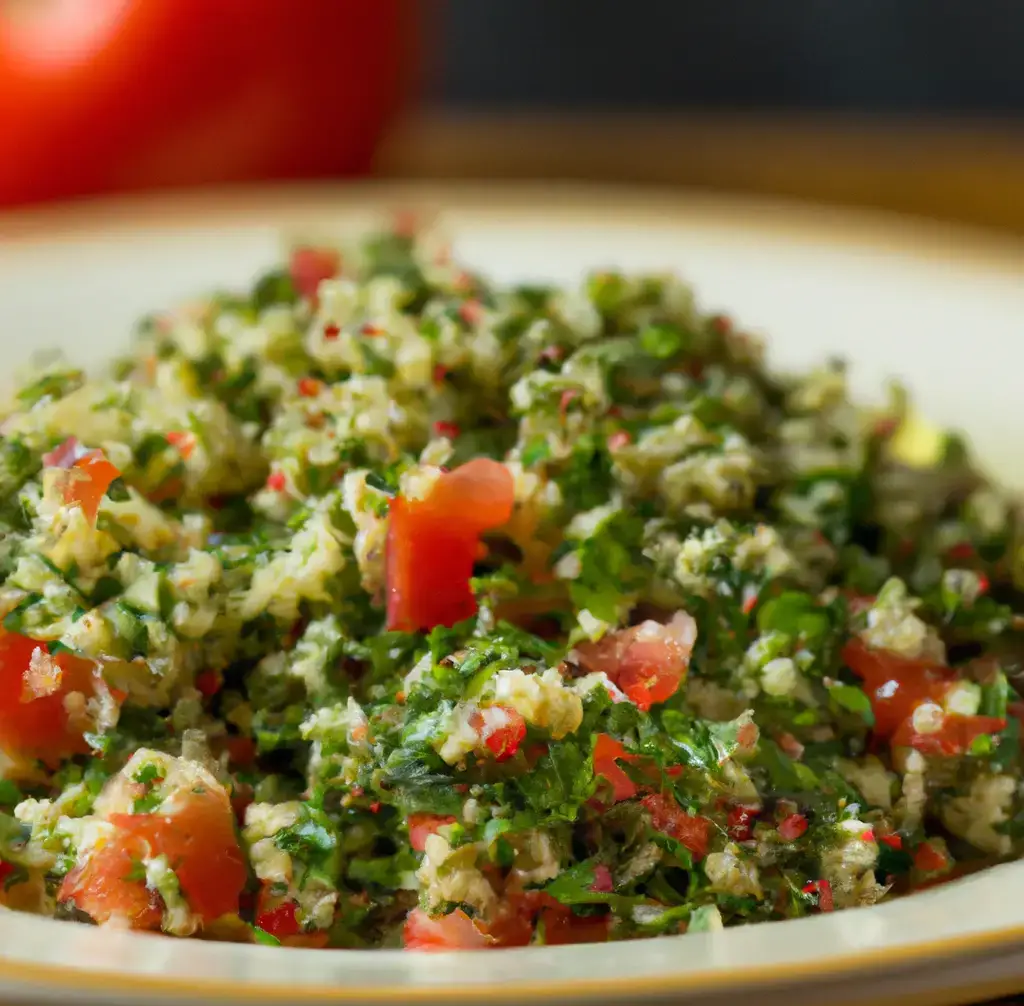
{"left": 0, "top": 223, "right": 1021, "bottom": 949}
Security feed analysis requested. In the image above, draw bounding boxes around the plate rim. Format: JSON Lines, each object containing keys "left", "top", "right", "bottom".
{"left": 1, "top": 180, "right": 1023, "bottom": 1002}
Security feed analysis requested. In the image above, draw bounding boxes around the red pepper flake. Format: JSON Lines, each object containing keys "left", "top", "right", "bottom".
{"left": 395, "top": 690, "right": 406, "bottom": 704}
{"left": 590, "top": 864, "right": 614, "bottom": 893}
{"left": 559, "top": 389, "right": 580, "bottom": 418}
{"left": 195, "top": 670, "right": 221, "bottom": 698}
{"left": 977, "top": 574, "right": 990, "bottom": 595}
{"left": 432, "top": 364, "right": 449, "bottom": 385}
{"left": 298, "top": 377, "right": 323, "bottom": 398}
{"left": 323, "top": 323, "right": 341, "bottom": 340}
{"left": 433, "top": 420, "right": 461, "bottom": 440}
{"left": 458, "top": 300, "right": 484, "bottom": 326}
{"left": 878, "top": 833, "right": 903, "bottom": 850}
{"left": 741, "top": 591, "right": 758, "bottom": 616}
{"left": 369, "top": 801, "right": 381, "bottom": 814}
{"left": 350, "top": 786, "right": 365, "bottom": 798}
{"left": 778, "top": 814, "right": 808, "bottom": 841}
{"left": 266, "top": 472, "right": 287, "bottom": 492}
{"left": 607, "top": 430, "right": 631, "bottom": 451}
{"left": 165, "top": 430, "right": 196, "bottom": 460}
{"left": 361, "top": 323, "right": 384, "bottom": 337}
{"left": 860, "top": 829, "right": 875, "bottom": 843}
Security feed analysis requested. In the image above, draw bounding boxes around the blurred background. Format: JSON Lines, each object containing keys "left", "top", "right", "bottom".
{"left": 3, "top": 0, "right": 1024, "bottom": 233}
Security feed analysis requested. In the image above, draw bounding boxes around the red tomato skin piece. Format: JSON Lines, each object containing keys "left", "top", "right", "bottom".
{"left": 385, "top": 460, "right": 515, "bottom": 632}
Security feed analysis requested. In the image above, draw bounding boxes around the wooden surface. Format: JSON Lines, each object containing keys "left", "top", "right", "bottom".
{"left": 377, "top": 112, "right": 1024, "bottom": 235}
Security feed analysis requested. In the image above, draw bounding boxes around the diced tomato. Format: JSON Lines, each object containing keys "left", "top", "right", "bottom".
{"left": 878, "top": 833, "right": 903, "bottom": 850}
{"left": 256, "top": 889, "right": 301, "bottom": 939}
{"left": 727, "top": 804, "right": 758, "bottom": 842}
{"left": 289, "top": 247, "right": 340, "bottom": 304}
{"left": 470, "top": 705, "right": 527, "bottom": 762}
{"left": 0, "top": 630, "right": 98, "bottom": 765}
{"left": 59, "top": 834, "right": 163, "bottom": 929}
{"left": 778, "top": 813, "right": 808, "bottom": 841}
{"left": 574, "top": 613, "right": 697, "bottom": 712}
{"left": 403, "top": 907, "right": 491, "bottom": 951}
{"left": 407, "top": 813, "right": 456, "bottom": 853}
{"left": 892, "top": 712, "right": 1006, "bottom": 756}
{"left": 385, "top": 459, "right": 515, "bottom": 632}
{"left": 64, "top": 768, "right": 246, "bottom": 929}
{"left": 53, "top": 449, "right": 121, "bottom": 523}
{"left": 590, "top": 864, "right": 614, "bottom": 893}
{"left": 913, "top": 842, "right": 949, "bottom": 873}
{"left": 593, "top": 733, "right": 639, "bottom": 803}
{"left": 641, "top": 793, "right": 711, "bottom": 860}
{"left": 842, "top": 639, "right": 956, "bottom": 739}
{"left": 110, "top": 782, "right": 246, "bottom": 925}
{"left": 165, "top": 430, "right": 196, "bottom": 460}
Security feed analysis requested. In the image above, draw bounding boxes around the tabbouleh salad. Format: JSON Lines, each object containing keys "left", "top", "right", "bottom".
{"left": 0, "top": 222, "right": 1022, "bottom": 951}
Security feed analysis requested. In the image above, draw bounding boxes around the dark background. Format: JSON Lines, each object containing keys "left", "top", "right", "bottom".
{"left": 436, "top": 0, "right": 1024, "bottom": 114}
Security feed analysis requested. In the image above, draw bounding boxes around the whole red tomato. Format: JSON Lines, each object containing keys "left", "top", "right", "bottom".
{"left": 0, "top": 0, "right": 412, "bottom": 207}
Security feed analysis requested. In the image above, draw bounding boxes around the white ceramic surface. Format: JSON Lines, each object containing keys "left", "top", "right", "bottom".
{"left": 0, "top": 183, "right": 1022, "bottom": 1006}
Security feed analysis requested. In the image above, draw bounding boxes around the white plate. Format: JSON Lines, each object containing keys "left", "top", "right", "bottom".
{"left": 1, "top": 182, "right": 1023, "bottom": 1006}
